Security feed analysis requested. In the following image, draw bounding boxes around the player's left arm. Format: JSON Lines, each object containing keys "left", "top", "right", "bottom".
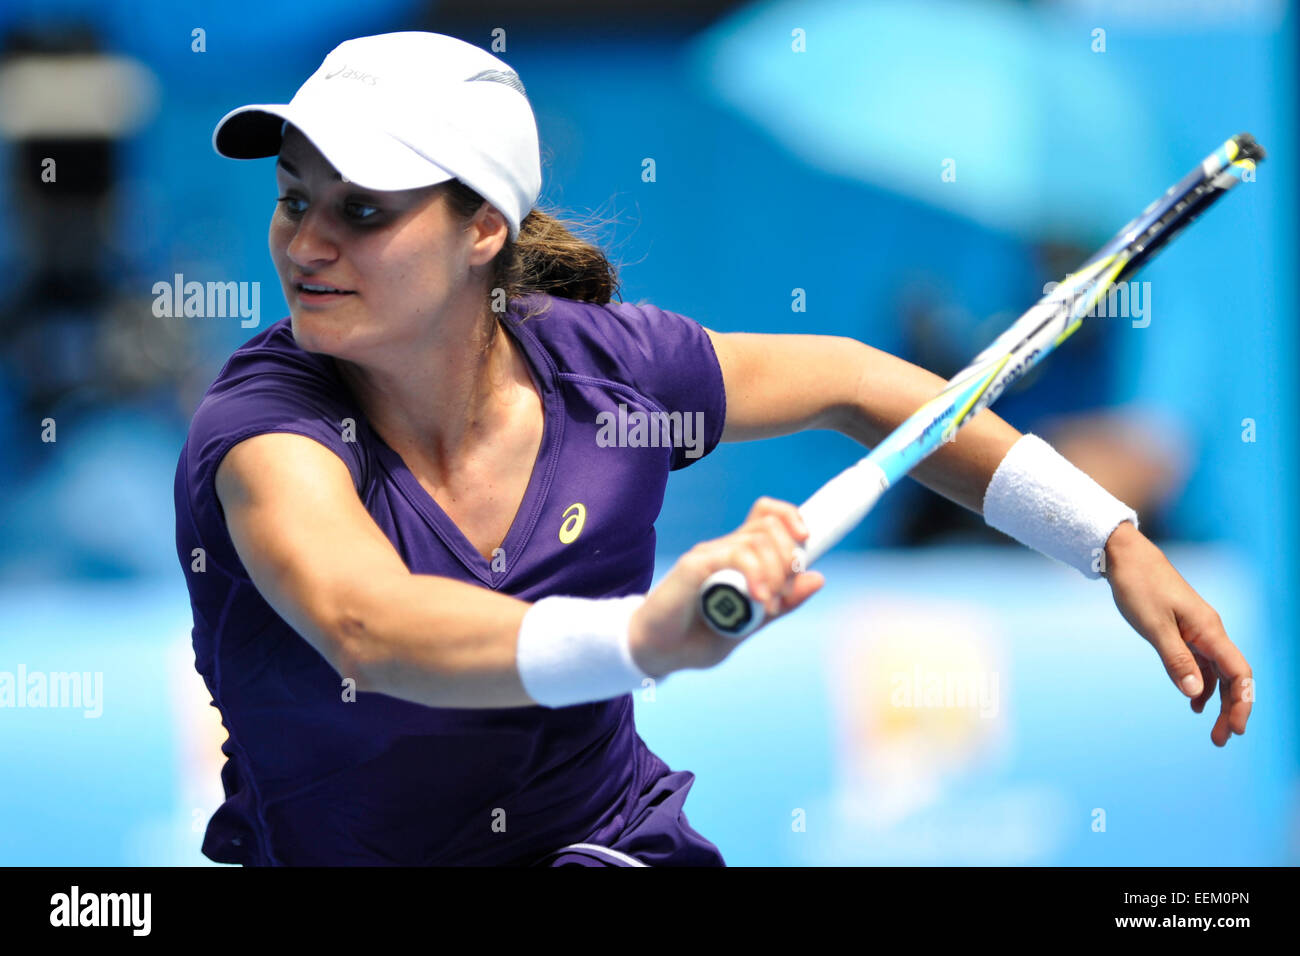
{"left": 703, "top": 328, "right": 1021, "bottom": 514}
{"left": 703, "top": 328, "right": 1254, "bottom": 747}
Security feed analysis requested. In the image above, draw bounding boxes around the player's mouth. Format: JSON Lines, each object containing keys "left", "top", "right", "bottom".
{"left": 294, "top": 278, "right": 356, "bottom": 303}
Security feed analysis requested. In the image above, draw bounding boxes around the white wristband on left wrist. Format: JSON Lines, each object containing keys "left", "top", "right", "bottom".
{"left": 981, "top": 433, "right": 1139, "bottom": 580}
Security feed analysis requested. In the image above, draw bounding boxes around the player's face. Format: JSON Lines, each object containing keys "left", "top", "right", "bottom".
{"left": 269, "top": 126, "right": 491, "bottom": 360}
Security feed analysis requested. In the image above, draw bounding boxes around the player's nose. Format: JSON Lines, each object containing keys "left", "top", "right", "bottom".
{"left": 283, "top": 207, "right": 342, "bottom": 269}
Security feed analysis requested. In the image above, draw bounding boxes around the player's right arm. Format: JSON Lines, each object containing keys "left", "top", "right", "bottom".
{"left": 215, "top": 432, "right": 816, "bottom": 707}
{"left": 216, "top": 432, "right": 536, "bottom": 708}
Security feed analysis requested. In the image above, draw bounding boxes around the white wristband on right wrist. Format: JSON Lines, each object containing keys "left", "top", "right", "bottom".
{"left": 516, "top": 594, "right": 652, "bottom": 708}
{"left": 981, "top": 433, "right": 1139, "bottom": 580}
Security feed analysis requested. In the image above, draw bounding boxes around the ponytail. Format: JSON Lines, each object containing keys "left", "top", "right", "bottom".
{"left": 440, "top": 179, "right": 622, "bottom": 319}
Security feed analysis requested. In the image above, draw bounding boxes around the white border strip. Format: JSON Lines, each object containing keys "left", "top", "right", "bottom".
{"left": 555, "top": 842, "right": 649, "bottom": 867}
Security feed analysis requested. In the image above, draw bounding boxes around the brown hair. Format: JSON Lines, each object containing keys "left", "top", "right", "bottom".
{"left": 439, "top": 178, "right": 622, "bottom": 320}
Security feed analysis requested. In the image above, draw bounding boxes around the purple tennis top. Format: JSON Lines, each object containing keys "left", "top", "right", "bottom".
{"left": 173, "top": 293, "right": 728, "bottom": 866}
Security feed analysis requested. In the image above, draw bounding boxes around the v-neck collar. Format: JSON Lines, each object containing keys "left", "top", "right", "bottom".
{"left": 367, "top": 303, "right": 563, "bottom": 588}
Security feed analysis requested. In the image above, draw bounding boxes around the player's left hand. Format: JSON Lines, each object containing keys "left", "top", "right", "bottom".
{"left": 1102, "top": 521, "right": 1253, "bottom": 747}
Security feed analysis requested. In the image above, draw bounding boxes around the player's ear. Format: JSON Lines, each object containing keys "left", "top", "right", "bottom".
{"left": 466, "top": 203, "right": 509, "bottom": 267}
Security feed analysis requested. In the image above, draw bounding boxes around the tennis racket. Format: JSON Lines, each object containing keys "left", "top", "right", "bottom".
{"left": 700, "top": 132, "right": 1265, "bottom": 638}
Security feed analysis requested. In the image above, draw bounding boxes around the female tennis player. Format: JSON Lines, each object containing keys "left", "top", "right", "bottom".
{"left": 174, "top": 32, "right": 1253, "bottom": 866}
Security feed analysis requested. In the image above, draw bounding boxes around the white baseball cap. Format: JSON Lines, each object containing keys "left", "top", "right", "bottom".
{"left": 212, "top": 31, "right": 541, "bottom": 239}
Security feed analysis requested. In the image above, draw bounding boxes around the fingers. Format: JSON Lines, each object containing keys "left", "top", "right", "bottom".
{"left": 1189, "top": 649, "right": 1217, "bottom": 715}
{"left": 1122, "top": 582, "right": 1254, "bottom": 747}
{"left": 730, "top": 528, "right": 796, "bottom": 615}
{"left": 744, "top": 496, "right": 809, "bottom": 544}
{"left": 731, "top": 499, "right": 810, "bottom": 613}
{"left": 778, "top": 571, "right": 825, "bottom": 614}
{"left": 725, "top": 545, "right": 775, "bottom": 605}
{"left": 1140, "top": 606, "right": 1205, "bottom": 699}
{"left": 1212, "top": 674, "right": 1234, "bottom": 747}
{"left": 1179, "top": 606, "right": 1253, "bottom": 747}
{"left": 688, "top": 497, "right": 816, "bottom": 627}
{"left": 1105, "top": 539, "right": 1258, "bottom": 747}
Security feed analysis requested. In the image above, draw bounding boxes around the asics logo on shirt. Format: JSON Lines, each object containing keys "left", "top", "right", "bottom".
{"left": 558, "top": 503, "right": 586, "bottom": 544}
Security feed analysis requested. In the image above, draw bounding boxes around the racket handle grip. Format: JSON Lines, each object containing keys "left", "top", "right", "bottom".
{"left": 699, "top": 568, "right": 768, "bottom": 639}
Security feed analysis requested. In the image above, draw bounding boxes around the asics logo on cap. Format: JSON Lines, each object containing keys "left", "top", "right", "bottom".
{"left": 324, "top": 63, "right": 379, "bottom": 85}
{"left": 466, "top": 68, "right": 526, "bottom": 97}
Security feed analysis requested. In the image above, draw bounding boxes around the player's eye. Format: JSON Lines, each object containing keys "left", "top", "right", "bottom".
{"left": 276, "top": 195, "right": 308, "bottom": 217}
{"left": 345, "top": 201, "right": 381, "bottom": 221}
{"left": 275, "top": 196, "right": 381, "bottom": 222}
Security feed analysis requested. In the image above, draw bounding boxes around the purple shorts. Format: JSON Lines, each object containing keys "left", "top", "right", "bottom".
{"left": 530, "top": 743, "right": 725, "bottom": 867}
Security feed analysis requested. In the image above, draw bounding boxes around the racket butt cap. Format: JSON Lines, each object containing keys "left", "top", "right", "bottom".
{"left": 700, "top": 568, "right": 764, "bottom": 639}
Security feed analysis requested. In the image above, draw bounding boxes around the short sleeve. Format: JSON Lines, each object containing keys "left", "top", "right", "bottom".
{"left": 583, "top": 300, "right": 728, "bottom": 469}
{"left": 179, "top": 352, "right": 366, "bottom": 578}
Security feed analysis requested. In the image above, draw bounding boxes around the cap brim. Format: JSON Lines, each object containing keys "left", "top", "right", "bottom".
{"left": 212, "top": 102, "right": 458, "bottom": 193}
{"left": 212, "top": 104, "right": 289, "bottom": 159}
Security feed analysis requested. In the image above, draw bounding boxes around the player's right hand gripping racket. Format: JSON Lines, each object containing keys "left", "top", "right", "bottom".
{"left": 700, "top": 132, "right": 1265, "bottom": 639}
